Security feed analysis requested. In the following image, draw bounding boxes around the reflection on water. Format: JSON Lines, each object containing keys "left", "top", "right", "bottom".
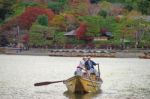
{"left": 0, "top": 55, "right": 150, "bottom": 99}
{"left": 63, "top": 91, "right": 101, "bottom": 99}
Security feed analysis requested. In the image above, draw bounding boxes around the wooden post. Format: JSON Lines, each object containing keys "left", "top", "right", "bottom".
{"left": 97, "top": 64, "right": 100, "bottom": 77}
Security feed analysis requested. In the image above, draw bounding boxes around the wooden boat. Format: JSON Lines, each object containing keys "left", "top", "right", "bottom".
{"left": 63, "top": 75, "right": 102, "bottom": 93}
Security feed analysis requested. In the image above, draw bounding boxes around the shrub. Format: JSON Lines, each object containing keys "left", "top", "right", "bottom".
{"left": 99, "top": 10, "right": 108, "bottom": 18}
{"left": 37, "top": 15, "right": 48, "bottom": 26}
{"left": 29, "top": 24, "right": 53, "bottom": 46}
{"left": 53, "top": 31, "right": 66, "bottom": 45}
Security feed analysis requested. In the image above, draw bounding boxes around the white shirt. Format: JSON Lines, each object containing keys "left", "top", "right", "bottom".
{"left": 78, "top": 60, "right": 85, "bottom": 69}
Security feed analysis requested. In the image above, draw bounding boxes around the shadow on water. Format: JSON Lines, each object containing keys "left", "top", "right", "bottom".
{"left": 63, "top": 90, "right": 102, "bottom": 99}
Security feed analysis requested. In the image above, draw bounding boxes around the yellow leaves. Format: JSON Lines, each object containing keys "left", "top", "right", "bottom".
{"left": 50, "top": 15, "right": 65, "bottom": 26}
{"left": 121, "top": 27, "right": 135, "bottom": 37}
{"left": 99, "top": 1, "right": 112, "bottom": 11}
{"left": 126, "top": 10, "right": 141, "bottom": 20}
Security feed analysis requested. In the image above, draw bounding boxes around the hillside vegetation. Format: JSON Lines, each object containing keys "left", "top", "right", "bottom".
{"left": 0, "top": 0, "right": 150, "bottom": 49}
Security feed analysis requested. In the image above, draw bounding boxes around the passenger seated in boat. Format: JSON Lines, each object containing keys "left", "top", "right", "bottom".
{"left": 82, "top": 72, "right": 100, "bottom": 81}
{"left": 90, "top": 73, "right": 97, "bottom": 80}
{"left": 84, "top": 56, "right": 99, "bottom": 77}
{"left": 74, "top": 57, "right": 87, "bottom": 76}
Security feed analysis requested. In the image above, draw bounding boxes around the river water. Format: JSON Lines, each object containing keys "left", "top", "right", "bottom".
{"left": 0, "top": 55, "right": 150, "bottom": 99}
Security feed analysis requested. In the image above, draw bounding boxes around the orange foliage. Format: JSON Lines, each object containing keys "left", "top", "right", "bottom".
{"left": 115, "top": 15, "right": 123, "bottom": 23}
{"left": 126, "top": 10, "right": 141, "bottom": 20}
{"left": 50, "top": 15, "right": 66, "bottom": 30}
{"left": 69, "top": 0, "right": 90, "bottom": 7}
{"left": 111, "top": 7, "right": 123, "bottom": 16}
{"left": 63, "top": 13, "right": 78, "bottom": 24}
{"left": 69, "top": 0, "right": 91, "bottom": 16}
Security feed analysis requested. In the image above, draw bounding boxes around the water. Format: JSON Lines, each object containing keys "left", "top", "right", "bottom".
{"left": 0, "top": 55, "right": 150, "bottom": 99}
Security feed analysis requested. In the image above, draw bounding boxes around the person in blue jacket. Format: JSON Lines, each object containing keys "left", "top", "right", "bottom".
{"left": 84, "top": 56, "right": 99, "bottom": 77}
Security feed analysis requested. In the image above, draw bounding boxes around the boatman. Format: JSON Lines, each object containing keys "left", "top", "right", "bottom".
{"left": 74, "top": 57, "right": 87, "bottom": 76}
{"left": 84, "top": 56, "right": 99, "bottom": 77}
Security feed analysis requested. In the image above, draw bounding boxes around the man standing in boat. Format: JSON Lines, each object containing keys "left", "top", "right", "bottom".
{"left": 74, "top": 57, "right": 87, "bottom": 76}
{"left": 84, "top": 56, "right": 99, "bottom": 77}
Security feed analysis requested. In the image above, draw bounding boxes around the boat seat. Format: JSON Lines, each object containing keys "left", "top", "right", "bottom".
{"left": 90, "top": 73, "right": 95, "bottom": 75}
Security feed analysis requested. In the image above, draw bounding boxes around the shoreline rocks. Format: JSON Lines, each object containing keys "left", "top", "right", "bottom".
{"left": 1, "top": 47, "right": 150, "bottom": 58}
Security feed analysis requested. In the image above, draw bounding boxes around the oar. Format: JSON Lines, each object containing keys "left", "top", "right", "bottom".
{"left": 97, "top": 64, "right": 103, "bottom": 83}
{"left": 34, "top": 80, "right": 64, "bottom": 86}
{"left": 97, "top": 64, "right": 100, "bottom": 77}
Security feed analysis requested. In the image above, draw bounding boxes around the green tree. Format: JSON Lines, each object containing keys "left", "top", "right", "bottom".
{"left": 90, "top": 0, "right": 100, "bottom": 4}
{"left": 29, "top": 24, "right": 54, "bottom": 46}
{"left": 37, "top": 15, "right": 48, "bottom": 26}
{"left": 138, "top": 0, "right": 150, "bottom": 15}
{"left": 0, "top": 35, "right": 9, "bottom": 47}
{"left": 0, "top": 0, "right": 16, "bottom": 20}
{"left": 99, "top": 10, "right": 108, "bottom": 18}
{"left": 48, "top": 0, "right": 68, "bottom": 13}
{"left": 99, "top": 1, "right": 112, "bottom": 12}
{"left": 78, "top": 16, "right": 103, "bottom": 37}
{"left": 19, "top": 1, "right": 38, "bottom": 7}
{"left": 53, "top": 31, "right": 66, "bottom": 46}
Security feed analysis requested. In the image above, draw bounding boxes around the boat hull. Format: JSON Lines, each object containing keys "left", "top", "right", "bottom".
{"left": 63, "top": 76, "right": 102, "bottom": 93}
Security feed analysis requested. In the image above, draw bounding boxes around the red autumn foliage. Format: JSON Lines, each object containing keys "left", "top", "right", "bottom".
{"left": 76, "top": 23, "right": 87, "bottom": 39}
{"left": 19, "top": 7, "right": 54, "bottom": 29}
{"left": 0, "top": 16, "right": 18, "bottom": 32}
{"left": 22, "top": 33, "right": 29, "bottom": 43}
{"left": 80, "top": 36, "right": 93, "bottom": 41}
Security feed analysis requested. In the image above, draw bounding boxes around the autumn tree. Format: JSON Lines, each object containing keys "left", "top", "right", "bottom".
{"left": 75, "top": 23, "right": 87, "bottom": 39}
{"left": 50, "top": 14, "right": 66, "bottom": 31}
{"left": 19, "top": 7, "right": 54, "bottom": 29}
{"left": 69, "top": 0, "right": 90, "bottom": 16}
{"left": 64, "top": 13, "right": 78, "bottom": 31}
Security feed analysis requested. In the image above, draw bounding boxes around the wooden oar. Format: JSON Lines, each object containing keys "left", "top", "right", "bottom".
{"left": 97, "top": 64, "right": 103, "bottom": 83}
{"left": 34, "top": 80, "right": 64, "bottom": 86}
{"left": 97, "top": 64, "right": 100, "bottom": 77}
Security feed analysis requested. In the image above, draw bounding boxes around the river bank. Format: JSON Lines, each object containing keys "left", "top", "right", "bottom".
{"left": 1, "top": 47, "right": 149, "bottom": 58}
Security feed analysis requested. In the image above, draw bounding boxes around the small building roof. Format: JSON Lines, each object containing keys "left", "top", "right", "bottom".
{"left": 64, "top": 30, "right": 76, "bottom": 36}
{"left": 105, "top": 32, "right": 113, "bottom": 37}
